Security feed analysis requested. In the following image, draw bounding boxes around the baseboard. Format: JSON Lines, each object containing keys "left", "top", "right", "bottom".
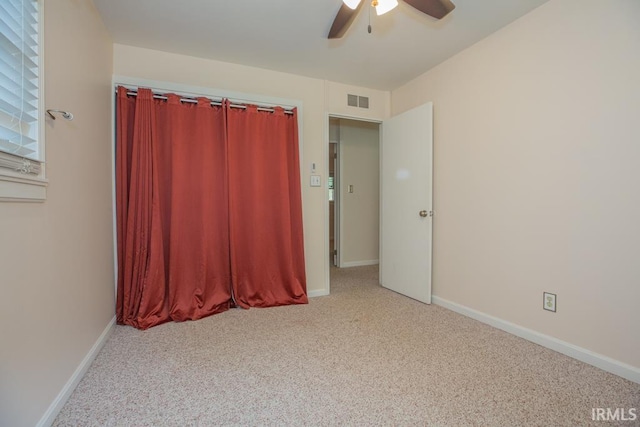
{"left": 432, "top": 296, "right": 640, "bottom": 384}
{"left": 341, "top": 260, "right": 379, "bottom": 268}
{"left": 36, "top": 316, "right": 117, "bottom": 427}
{"left": 308, "top": 289, "right": 329, "bottom": 297}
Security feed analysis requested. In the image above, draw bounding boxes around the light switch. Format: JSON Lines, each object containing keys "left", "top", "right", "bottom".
{"left": 310, "top": 175, "right": 321, "bottom": 187}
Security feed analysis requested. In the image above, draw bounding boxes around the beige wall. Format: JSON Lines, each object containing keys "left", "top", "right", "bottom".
{"left": 392, "top": 0, "right": 640, "bottom": 368}
{"left": 326, "top": 81, "right": 390, "bottom": 121}
{"left": 339, "top": 119, "right": 380, "bottom": 265}
{"left": 0, "top": 1, "right": 115, "bottom": 426}
{"left": 113, "top": 44, "right": 390, "bottom": 295}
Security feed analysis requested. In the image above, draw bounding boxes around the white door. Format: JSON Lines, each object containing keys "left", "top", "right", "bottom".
{"left": 380, "top": 102, "right": 433, "bottom": 303}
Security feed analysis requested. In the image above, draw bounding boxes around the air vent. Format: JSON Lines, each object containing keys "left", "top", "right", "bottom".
{"left": 347, "top": 94, "right": 370, "bottom": 109}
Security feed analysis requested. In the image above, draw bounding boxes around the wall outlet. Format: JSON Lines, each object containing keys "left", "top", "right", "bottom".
{"left": 543, "top": 292, "right": 557, "bottom": 312}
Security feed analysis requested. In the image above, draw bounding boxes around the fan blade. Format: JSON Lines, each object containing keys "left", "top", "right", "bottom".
{"left": 402, "top": 0, "right": 455, "bottom": 19}
{"left": 328, "top": 2, "right": 364, "bottom": 39}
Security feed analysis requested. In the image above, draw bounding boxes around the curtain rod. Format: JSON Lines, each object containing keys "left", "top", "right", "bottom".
{"left": 118, "top": 89, "right": 294, "bottom": 115}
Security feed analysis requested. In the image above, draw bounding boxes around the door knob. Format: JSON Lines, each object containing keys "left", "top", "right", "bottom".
{"left": 419, "top": 210, "right": 428, "bottom": 217}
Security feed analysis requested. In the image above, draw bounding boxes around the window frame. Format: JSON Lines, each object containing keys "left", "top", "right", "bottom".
{"left": 0, "top": 0, "right": 47, "bottom": 202}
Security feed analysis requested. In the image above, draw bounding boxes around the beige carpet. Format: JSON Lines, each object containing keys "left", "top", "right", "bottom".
{"left": 54, "top": 265, "right": 639, "bottom": 426}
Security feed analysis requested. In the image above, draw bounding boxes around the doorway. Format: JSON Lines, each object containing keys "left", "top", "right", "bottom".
{"left": 328, "top": 117, "right": 380, "bottom": 271}
{"left": 325, "top": 103, "right": 433, "bottom": 302}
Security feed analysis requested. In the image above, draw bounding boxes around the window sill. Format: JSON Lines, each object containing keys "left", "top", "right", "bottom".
{"left": 0, "top": 172, "right": 48, "bottom": 202}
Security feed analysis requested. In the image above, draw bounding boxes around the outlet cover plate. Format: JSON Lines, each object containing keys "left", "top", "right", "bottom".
{"left": 543, "top": 292, "right": 557, "bottom": 312}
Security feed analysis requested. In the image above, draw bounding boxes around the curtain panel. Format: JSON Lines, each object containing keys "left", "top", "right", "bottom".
{"left": 227, "top": 104, "right": 308, "bottom": 308}
{"left": 116, "top": 87, "right": 307, "bottom": 330}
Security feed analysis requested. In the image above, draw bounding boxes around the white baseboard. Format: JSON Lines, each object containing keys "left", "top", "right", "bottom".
{"left": 432, "top": 296, "right": 640, "bottom": 384}
{"left": 308, "top": 289, "right": 329, "bottom": 297}
{"left": 341, "top": 260, "right": 379, "bottom": 268}
{"left": 36, "top": 316, "right": 117, "bottom": 427}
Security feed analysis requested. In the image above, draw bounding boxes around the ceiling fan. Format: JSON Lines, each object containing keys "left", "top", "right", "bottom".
{"left": 328, "top": 0, "right": 455, "bottom": 39}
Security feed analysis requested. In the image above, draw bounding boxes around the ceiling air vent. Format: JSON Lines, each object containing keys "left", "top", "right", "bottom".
{"left": 347, "top": 94, "right": 358, "bottom": 107}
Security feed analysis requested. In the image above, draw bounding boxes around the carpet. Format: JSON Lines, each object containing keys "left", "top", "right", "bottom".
{"left": 54, "top": 265, "right": 639, "bottom": 426}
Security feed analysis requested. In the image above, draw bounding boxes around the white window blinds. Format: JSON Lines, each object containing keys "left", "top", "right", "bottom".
{"left": 0, "top": 0, "right": 40, "bottom": 175}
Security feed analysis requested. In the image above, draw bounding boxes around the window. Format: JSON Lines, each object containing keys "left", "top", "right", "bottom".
{"left": 0, "top": 0, "right": 45, "bottom": 201}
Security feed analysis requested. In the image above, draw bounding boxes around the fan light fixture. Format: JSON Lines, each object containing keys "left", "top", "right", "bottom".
{"left": 342, "top": 0, "right": 399, "bottom": 15}
{"left": 343, "top": 0, "right": 362, "bottom": 9}
{"left": 373, "top": 0, "right": 398, "bottom": 15}
{"left": 329, "top": 0, "right": 455, "bottom": 39}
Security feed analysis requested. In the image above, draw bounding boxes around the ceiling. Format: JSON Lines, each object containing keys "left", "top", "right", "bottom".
{"left": 93, "top": 0, "right": 550, "bottom": 91}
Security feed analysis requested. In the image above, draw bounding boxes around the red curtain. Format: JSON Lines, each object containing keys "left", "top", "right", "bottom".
{"left": 116, "top": 88, "right": 307, "bottom": 329}
{"left": 116, "top": 87, "right": 232, "bottom": 329}
{"left": 116, "top": 87, "right": 170, "bottom": 329}
{"left": 227, "top": 105, "right": 308, "bottom": 308}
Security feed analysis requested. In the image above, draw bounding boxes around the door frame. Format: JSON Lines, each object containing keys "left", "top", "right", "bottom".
{"left": 329, "top": 140, "right": 339, "bottom": 267}
{"left": 324, "top": 113, "right": 382, "bottom": 295}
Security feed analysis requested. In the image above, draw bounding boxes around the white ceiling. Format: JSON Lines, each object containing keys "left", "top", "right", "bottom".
{"left": 93, "top": 0, "right": 550, "bottom": 91}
